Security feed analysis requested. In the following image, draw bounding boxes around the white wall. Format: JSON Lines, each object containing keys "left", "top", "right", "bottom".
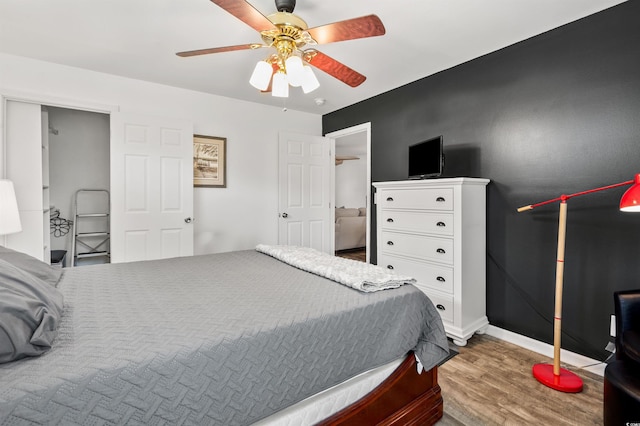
{"left": 335, "top": 156, "right": 367, "bottom": 208}
{"left": 0, "top": 53, "right": 322, "bottom": 255}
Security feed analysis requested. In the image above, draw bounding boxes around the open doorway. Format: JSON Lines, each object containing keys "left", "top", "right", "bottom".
{"left": 46, "top": 106, "right": 110, "bottom": 267}
{"left": 3, "top": 99, "right": 110, "bottom": 267}
{"left": 326, "top": 123, "right": 371, "bottom": 263}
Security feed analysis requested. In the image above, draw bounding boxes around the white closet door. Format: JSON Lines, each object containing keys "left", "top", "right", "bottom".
{"left": 110, "top": 112, "right": 194, "bottom": 263}
{"left": 4, "top": 100, "right": 45, "bottom": 260}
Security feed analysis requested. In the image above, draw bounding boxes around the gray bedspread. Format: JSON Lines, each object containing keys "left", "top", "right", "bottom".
{"left": 0, "top": 250, "right": 448, "bottom": 425}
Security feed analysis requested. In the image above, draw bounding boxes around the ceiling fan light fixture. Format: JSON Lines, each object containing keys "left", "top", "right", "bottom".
{"left": 301, "top": 66, "right": 320, "bottom": 94}
{"left": 249, "top": 60, "right": 273, "bottom": 91}
{"left": 285, "top": 55, "right": 304, "bottom": 87}
{"left": 272, "top": 71, "right": 289, "bottom": 97}
{"left": 178, "top": 2, "right": 386, "bottom": 100}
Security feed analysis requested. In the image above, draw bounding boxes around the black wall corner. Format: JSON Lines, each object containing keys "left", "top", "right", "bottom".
{"left": 323, "top": 1, "right": 640, "bottom": 361}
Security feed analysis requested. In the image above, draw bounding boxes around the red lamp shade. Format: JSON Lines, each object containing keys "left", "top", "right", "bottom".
{"left": 620, "top": 174, "right": 640, "bottom": 212}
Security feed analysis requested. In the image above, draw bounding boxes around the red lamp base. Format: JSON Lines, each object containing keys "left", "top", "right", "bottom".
{"left": 532, "top": 363, "right": 583, "bottom": 393}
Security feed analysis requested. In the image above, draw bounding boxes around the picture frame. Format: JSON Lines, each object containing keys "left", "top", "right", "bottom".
{"left": 193, "top": 134, "right": 226, "bottom": 188}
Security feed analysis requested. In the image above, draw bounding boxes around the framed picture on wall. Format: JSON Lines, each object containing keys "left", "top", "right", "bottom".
{"left": 193, "top": 134, "right": 226, "bottom": 188}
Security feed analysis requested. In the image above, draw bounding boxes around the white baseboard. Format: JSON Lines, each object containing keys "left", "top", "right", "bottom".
{"left": 486, "top": 325, "right": 607, "bottom": 377}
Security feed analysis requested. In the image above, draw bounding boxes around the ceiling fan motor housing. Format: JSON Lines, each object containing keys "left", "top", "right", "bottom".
{"left": 275, "top": 0, "right": 296, "bottom": 13}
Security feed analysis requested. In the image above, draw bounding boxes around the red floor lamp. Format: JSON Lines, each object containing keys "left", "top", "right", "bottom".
{"left": 517, "top": 173, "right": 640, "bottom": 393}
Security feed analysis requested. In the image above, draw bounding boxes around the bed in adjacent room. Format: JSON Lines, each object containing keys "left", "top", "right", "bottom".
{"left": 0, "top": 246, "right": 449, "bottom": 425}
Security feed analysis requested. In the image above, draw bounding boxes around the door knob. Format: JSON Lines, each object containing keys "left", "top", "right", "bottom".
{"left": 281, "top": 212, "right": 289, "bottom": 218}
{"left": 184, "top": 217, "right": 192, "bottom": 223}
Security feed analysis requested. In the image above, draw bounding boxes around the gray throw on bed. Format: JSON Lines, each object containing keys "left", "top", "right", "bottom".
{"left": 0, "top": 250, "right": 448, "bottom": 425}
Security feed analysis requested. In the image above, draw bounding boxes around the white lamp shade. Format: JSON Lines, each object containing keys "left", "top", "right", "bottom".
{"left": 272, "top": 72, "right": 289, "bottom": 98}
{"left": 0, "top": 180, "right": 22, "bottom": 235}
{"left": 285, "top": 56, "right": 304, "bottom": 87}
{"left": 301, "top": 66, "right": 320, "bottom": 94}
{"left": 249, "top": 61, "right": 273, "bottom": 91}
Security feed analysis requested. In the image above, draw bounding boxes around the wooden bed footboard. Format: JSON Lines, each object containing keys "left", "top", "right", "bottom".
{"left": 316, "top": 353, "right": 443, "bottom": 425}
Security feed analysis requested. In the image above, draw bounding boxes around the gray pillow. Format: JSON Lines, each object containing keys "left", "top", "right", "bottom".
{"left": 0, "top": 245, "right": 63, "bottom": 287}
{"left": 0, "top": 258, "right": 64, "bottom": 363}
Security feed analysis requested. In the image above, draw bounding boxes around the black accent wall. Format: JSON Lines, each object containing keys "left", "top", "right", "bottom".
{"left": 323, "top": 1, "right": 640, "bottom": 361}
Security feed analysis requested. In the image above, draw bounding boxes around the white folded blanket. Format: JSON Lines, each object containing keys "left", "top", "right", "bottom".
{"left": 255, "top": 244, "right": 416, "bottom": 292}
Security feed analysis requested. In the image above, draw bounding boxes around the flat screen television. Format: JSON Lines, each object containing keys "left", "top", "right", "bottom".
{"left": 408, "top": 135, "right": 444, "bottom": 179}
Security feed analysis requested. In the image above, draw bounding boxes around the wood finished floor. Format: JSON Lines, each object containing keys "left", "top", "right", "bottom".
{"left": 335, "top": 248, "right": 366, "bottom": 263}
{"left": 436, "top": 334, "right": 604, "bottom": 425}
{"left": 333, "top": 250, "right": 603, "bottom": 424}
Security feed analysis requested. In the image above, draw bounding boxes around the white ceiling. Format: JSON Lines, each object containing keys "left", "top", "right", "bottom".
{"left": 0, "top": 0, "right": 625, "bottom": 114}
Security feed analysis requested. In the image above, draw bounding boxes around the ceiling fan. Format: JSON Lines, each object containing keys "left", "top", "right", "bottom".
{"left": 335, "top": 155, "right": 360, "bottom": 165}
{"left": 177, "top": 0, "right": 386, "bottom": 97}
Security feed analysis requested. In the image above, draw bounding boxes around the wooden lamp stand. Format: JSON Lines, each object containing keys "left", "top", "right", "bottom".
{"left": 518, "top": 174, "right": 640, "bottom": 393}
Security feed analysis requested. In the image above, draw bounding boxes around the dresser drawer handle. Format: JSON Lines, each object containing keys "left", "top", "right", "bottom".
{"left": 436, "top": 276, "right": 446, "bottom": 282}
{"left": 436, "top": 221, "right": 446, "bottom": 227}
{"left": 436, "top": 248, "right": 446, "bottom": 254}
{"left": 387, "top": 241, "right": 394, "bottom": 246}
{"left": 436, "top": 197, "right": 446, "bottom": 202}
{"left": 387, "top": 265, "right": 394, "bottom": 270}
{"left": 386, "top": 218, "right": 394, "bottom": 223}
{"left": 436, "top": 304, "right": 446, "bottom": 311}
{"left": 386, "top": 197, "right": 394, "bottom": 202}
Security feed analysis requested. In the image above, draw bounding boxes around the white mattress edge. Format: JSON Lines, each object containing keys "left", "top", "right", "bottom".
{"left": 253, "top": 357, "right": 405, "bottom": 426}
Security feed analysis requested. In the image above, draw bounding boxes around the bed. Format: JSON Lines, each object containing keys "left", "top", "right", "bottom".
{"left": 0, "top": 246, "right": 449, "bottom": 425}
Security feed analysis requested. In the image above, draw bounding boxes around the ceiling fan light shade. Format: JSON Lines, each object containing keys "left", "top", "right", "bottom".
{"left": 620, "top": 173, "right": 640, "bottom": 212}
{"left": 285, "top": 56, "right": 304, "bottom": 87}
{"left": 249, "top": 61, "right": 273, "bottom": 91}
{"left": 272, "top": 71, "right": 289, "bottom": 97}
{"left": 301, "top": 66, "right": 320, "bottom": 94}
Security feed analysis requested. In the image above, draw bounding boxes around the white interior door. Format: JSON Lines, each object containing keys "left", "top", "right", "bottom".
{"left": 278, "top": 132, "right": 334, "bottom": 254}
{"left": 110, "top": 112, "right": 194, "bottom": 263}
{"left": 3, "top": 100, "right": 45, "bottom": 260}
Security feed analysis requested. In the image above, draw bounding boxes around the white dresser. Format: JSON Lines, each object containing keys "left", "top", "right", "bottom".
{"left": 373, "top": 178, "right": 489, "bottom": 346}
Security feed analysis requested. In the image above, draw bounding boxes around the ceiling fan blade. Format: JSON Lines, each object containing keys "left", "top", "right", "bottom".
{"left": 305, "top": 51, "right": 366, "bottom": 87}
{"left": 210, "top": 0, "right": 276, "bottom": 32}
{"left": 307, "top": 15, "right": 385, "bottom": 44}
{"left": 176, "top": 43, "right": 262, "bottom": 57}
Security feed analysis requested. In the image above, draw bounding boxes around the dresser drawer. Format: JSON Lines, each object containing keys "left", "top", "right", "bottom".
{"left": 417, "top": 289, "right": 454, "bottom": 323}
{"left": 380, "top": 231, "right": 453, "bottom": 264}
{"left": 380, "top": 210, "right": 453, "bottom": 236}
{"left": 378, "top": 254, "right": 453, "bottom": 294}
{"left": 378, "top": 188, "right": 453, "bottom": 211}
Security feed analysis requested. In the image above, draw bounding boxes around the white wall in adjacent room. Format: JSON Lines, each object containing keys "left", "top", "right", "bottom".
{"left": 335, "top": 156, "right": 367, "bottom": 209}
